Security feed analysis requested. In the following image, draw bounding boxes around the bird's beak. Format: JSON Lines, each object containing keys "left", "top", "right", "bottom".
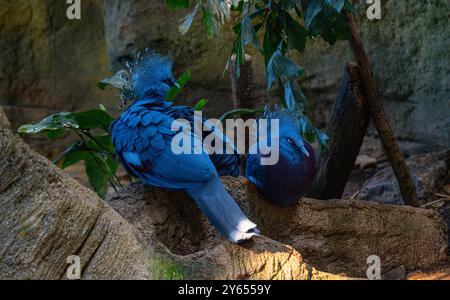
{"left": 301, "top": 146, "right": 310, "bottom": 157}
{"left": 173, "top": 81, "right": 180, "bottom": 89}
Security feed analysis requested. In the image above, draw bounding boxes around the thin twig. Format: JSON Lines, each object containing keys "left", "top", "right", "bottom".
{"left": 421, "top": 198, "right": 450, "bottom": 208}
{"left": 435, "top": 193, "right": 450, "bottom": 200}
{"left": 76, "top": 132, "right": 120, "bottom": 192}
{"left": 79, "top": 131, "right": 122, "bottom": 188}
{"left": 350, "top": 190, "right": 360, "bottom": 200}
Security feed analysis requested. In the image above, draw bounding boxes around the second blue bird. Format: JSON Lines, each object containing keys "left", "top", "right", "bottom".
{"left": 246, "top": 109, "right": 317, "bottom": 207}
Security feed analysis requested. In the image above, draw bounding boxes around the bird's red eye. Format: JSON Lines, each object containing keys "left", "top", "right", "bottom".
{"left": 164, "top": 79, "right": 172, "bottom": 85}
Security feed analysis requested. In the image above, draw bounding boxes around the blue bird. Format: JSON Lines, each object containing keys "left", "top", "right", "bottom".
{"left": 110, "top": 51, "right": 258, "bottom": 243}
{"left": 245, "top": 109, "right": 317, "bottom": 207}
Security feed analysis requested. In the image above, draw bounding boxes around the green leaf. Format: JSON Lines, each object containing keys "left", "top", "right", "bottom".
{"left": 85, "top": 155, "right": 109, "bottom": 199}
{"left": 179, "top": 2, "right": 200, "bottom": 35}
{"left": 241, "top": 15, "right": 261, "bottom": 50}
{"left": 281, "top": 0, "right": 302, "bottom": 11}
{"left": 46, "top": 129, "right": 67, "bottom": 140}
{"left": 166, "top": 70, "right": 191, "bottom": 101}
{"left": 52, "top": 141, "right": 83, "bottom": 164}
{"left": 58, "top": 134, "right": 119, "bottom": 198}
{"left": 99, "top": 104, "right": 107, "bottom": 112}
{"left": 228, "top": 35, "right": 245, "bottom": 76}
{"left": 306, "top": 2, "right": 350, "bottom": 45}
{"left": 291, "top": 79, "right": 310, "bottom": 111}
{"left": 98, "top": 70, "right": 131, "bottom": 90}
{"left": 18, "top": 112, "right": 78, "bottom": 136}
{"left": 86, "top": 134, "right": 116, "bottom": 154}
{"left": 62, "top": 150, "right": 90, "bottom": 169}
{"left": 266, "top": 49, "right": 305, "bottom": 90}
{"left": 343, "top": 0, "right": 355, "bottom": 13}
{"left": 202, "top": 5, "right": 220, "bottom": 39}
{"left": 285, "top": 14, "right": 308, "bottom": 53}
{"left": 303, "top": 0, "right": 323, "bottom": 29}
{"left": 298, "top": 115, "right": 328, "bottom": 149}
{"left": 324, "top": 0, "right": 345, "bottom": 12}
{"left": 73, "top": 109, "right": 114, "bottom": 130}
{"left": 333, "top": 11, "right": 350, "bottom": 40}
{"left": 284, "top": 81, "right": 300, "bottom": 113}
{"left": 314, "top": 128, "right": 329, "bottom": 151}
{"left": 263, "top": 12, "right": 283, "bottom": 66}
{"left": 230, "top": 0, "right": 244, "bottom": 11}
{"left": 193, "top": 98, "right": 209, "bottom": 111}
{"left": 165, "top": 0, "right": 189, "bottom": 10}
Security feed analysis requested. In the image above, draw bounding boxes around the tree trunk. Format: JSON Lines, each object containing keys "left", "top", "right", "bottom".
{"left": 344, "top": 11, "right": 418, "bottom": 207}
{"left": 230, "top": 54, "right": 256, "bottom": 115}
{"left": 230, "top": 54, "right": 257, "bottom": 175}
{"left": 309, "top": 63, "right": 370, "bottom": 199}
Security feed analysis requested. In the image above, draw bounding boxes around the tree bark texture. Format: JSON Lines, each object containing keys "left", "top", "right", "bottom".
{"left": 309, "top": 63, "right": 370, "bottom": 200}
{"left": 230, "top": 54, "right": 256, "bottom": 114}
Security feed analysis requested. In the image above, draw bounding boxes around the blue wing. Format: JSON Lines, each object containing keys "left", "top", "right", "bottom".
{"left": 166, "top": 105, "right": 241, "bottom": 177}
{"left": 111, "top": 103, "right": 216, "bottom": 190}
{"left": 245, "top": 153, "right": 264, "bottom": 188}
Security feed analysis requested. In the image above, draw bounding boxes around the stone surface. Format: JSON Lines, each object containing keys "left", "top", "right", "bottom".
{"left": 298, "top": 1, "right": 450, "bottom": 150}
{"left": 0, "top": 0, "right": 116, "bottom": 156}
{"left": 359, "top": 150, "right": 450, "bottom": 206}
{"left": 355, "top": 154, "right": 378, "bottom": 169}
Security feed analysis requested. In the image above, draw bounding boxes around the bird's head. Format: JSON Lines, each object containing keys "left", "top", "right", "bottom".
{"left": 130, "top": 50, "right": 179, "bottom": 99}
{"left": 263, "top": 107, "right": 313, "bottom": 159}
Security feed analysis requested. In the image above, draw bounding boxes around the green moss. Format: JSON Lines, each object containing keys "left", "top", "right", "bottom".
{"left": 148, "top": 254, "right": 190, "bottom": 280}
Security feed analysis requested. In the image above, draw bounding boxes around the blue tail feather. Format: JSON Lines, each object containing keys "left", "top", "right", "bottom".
{"left": 187, "top": 175, "right": 259, "bottom": 243}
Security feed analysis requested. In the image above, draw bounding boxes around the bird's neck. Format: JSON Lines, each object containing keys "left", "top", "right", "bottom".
{"left": 132, "top": 86, "right": 170, "bottom": 105}
{"left": 141, "top": 87, "right": 168, "bottom": 100}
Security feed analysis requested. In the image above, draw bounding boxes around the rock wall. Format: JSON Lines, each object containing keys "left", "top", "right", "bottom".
{"left": 1, "top": 0, "right": 449, "bottom": 155}
{"left": 0, "top": 0, "right": 115, "bottom": 155}
{"left": 298, "top": 1, "right": 450, "bottom": 150}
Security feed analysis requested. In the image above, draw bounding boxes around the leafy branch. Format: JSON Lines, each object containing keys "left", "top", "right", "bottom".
{"left": 167, "top": 0, "right": 354, "bottom": 150}
{"left": 18, "top": 107, "right": 119, "bottom": 198}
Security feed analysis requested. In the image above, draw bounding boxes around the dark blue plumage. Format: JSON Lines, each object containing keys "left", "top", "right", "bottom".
{"left": 111, "top": 51, "right": 258, "bottom": 243}
{"left": 246, "top": 109, "right": 317, "bottom": 207}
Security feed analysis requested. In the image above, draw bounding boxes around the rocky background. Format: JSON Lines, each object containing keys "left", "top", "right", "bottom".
{"left": 0, "top": 0, "right": 449, "bottom": 157}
